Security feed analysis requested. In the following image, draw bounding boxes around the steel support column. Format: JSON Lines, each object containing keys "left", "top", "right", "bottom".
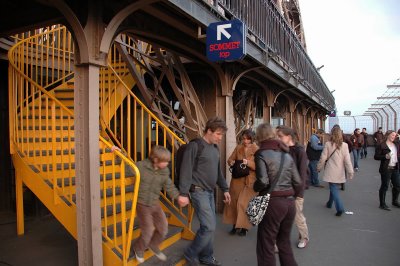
{"left": 74, "top": 64, "right": 103, "bottom": 266}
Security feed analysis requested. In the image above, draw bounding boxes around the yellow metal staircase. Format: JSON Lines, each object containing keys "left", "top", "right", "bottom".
{"left": 9, "top": 25, "right": 194, "bottom": 265}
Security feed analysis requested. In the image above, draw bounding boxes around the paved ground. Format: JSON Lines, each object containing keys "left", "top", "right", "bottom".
{"left": 1, "top": 147, "right": 400, "bottom": 266}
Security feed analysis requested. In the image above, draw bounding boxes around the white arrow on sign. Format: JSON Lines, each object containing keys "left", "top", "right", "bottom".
{"left": 217, "top": 23, "right": 231, "bottom": 41}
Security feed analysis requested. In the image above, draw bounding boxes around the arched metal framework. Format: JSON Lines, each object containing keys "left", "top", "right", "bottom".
{"left": 363, "top": 79, "right": 400, "bottom": 131}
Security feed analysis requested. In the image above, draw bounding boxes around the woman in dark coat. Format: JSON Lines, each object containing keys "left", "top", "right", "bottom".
{"left": 254, "top": 123, "right": 302, "bottom": 266}
{"left": 374, "top": 130, "right": 400, "bottom": 210}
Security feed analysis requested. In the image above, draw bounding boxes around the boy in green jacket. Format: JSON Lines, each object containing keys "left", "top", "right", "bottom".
{"left": 133, "top": 145, "right": 187, "bottom": 263}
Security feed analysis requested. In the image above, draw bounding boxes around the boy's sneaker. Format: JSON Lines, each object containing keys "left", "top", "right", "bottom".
{"left": 199, "top": 257, "right": 222, "bottom": 266}
{"left": 150, "top": 247, "right": 167, "bottom": 261}
{"left": 134, "top": 250, "right": 144, "bottom": 263}
{"left": 297, "top": 239, "right": 308, "bottom": 249}
{"left": 184, "top": 253, "right": 199, "bottom": 266}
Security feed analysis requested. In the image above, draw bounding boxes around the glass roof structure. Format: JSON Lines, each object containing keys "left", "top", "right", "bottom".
{"left": 363, "top": 77, "right": 400, "bottom": 132}
{"left": 326, "top": 78, "right": 400, "bottom": 134}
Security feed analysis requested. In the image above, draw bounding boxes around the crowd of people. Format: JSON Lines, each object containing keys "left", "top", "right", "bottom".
{"left": 126, "top": 117, "right": 400, "bottom": 266}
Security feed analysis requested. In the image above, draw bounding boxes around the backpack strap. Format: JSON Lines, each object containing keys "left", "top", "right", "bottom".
{"left": 191, "top": 138, "right": 205, "bottom": 160}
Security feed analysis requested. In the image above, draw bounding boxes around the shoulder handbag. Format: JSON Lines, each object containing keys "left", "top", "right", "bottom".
{"left": 246, "top": 152, "right": 286, "bottom": 226}
{"left": 229, "top": 160, "right": 250, "bottom": 178}
{"left": 324, "top": 147, "right": 338, "bottom": 167}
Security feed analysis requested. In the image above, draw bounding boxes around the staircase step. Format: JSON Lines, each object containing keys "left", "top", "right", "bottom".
{"left": 102, "top": 184, "right": 135, "bottom": 199}
{"left": 18, "top": 137, "right": 74, "bottom": 143}
{"left": 32, "top": 158, "right": 130, "bottom": 172}
{"left": 101, "top": 200, "right": 133, "bottom": 218}
{"left": 41, "top": 163, "right": 75, "bottom": 171}
{"left": 19, "top": 125, "right": 75, "bottom": 131}
{"left": 20, "top": 115, "right": 73, "bottom": 120}
{"left": 26, "top": 149, "right": 75, "bottom": 157}
{"left": 23, "top": 147, "right": 117, "bottom": 158}
{"left": 24, "top": 105, "right": 74, "bottom": 112}
{"left": 125, "top": 225, "right": 185, "bottom": 263}
{"left": 141, "top": 237, "right": 189, "bottom": 265}
{"left": 54, "top": 170, "right": 134, "bottom": 187}
{"left": 18, "top": 130, "right": 75, "bottom": 139}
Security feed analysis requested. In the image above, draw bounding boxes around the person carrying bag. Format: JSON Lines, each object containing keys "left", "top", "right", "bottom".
{"left": 251, "top": 123, "right": 302, "bottom": 266}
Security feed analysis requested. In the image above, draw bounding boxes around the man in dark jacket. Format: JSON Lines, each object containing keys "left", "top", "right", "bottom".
{"left": 179, "top": 117, "right": 231, "bottom": 266}
{"left": 306, "top": 129, "right": 324, "bottom": 187}
{"left": 360, "top": 128, "right": 368, "bottom": 158}
{"left": 373, "top": 127, "right": 384, "bottom": 145}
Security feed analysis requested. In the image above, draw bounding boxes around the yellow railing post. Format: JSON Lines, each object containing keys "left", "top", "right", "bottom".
{"left": 15, "top": 170, "right": 24, "bottom": 236}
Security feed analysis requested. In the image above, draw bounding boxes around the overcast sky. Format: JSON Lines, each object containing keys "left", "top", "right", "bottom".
{"left": 299, "top": 0, "right": 400, "bottom": 116}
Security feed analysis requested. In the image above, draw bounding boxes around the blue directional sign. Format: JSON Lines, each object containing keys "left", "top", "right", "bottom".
{"left": 206, "top": 19, "right": 246, "bottom": 62}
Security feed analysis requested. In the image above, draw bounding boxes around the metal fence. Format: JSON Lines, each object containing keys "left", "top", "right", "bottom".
{"left": 327, "top": 116, "right": 374, "bottom": 134}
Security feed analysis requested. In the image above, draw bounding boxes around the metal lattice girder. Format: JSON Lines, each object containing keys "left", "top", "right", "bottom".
{"left": 115, "top": 35, "right": 207, "bottom": 140}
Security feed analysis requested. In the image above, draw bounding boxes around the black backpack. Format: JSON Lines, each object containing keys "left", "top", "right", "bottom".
{"left": 174, "top": 138, "right": 205, "bottom": 187}
{"left": 306, "top": 141, "right": 322, "bottom": 160}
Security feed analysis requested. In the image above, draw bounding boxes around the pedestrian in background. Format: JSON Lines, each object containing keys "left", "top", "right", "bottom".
{"left": 360, "top": 128, "right": 368, "bottom": 159}
{"left": 254, "top": 123, "right": 302, "bottom": 266}
{"left": 223, "top": 129, "right": 258, "bottom": 236}
{"left": 306, "top": 129, "right": 324, "bottom": 188}
{"left": 276, "top": 126, "right": 309, "bottom": 249}
{"left": 350, "top": 128, "right": 363, "bottom": 171}
{"left": 374, "top": 130, "right": 400, "bottom": 211}
{"left": 373, "top": 127, "right": 384, "bottom": 145}
{"left": 317, "top": 126, "right": 354, "bottom": 217}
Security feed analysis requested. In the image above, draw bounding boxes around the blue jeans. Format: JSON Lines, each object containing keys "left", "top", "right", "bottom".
{"left": 360, "top": 146, "right": 367, "bottom": 158}
{"left": 185, "top": 189, "right": 216, "bottom": 263}
{"left": 352, "top": 149, "right": 360, "bottom": 168}
{"left": 308, "top": 160, "right": 320, "bottom": 186}
{"left": 327, "top": 183, "right": 344, "bottom": 213}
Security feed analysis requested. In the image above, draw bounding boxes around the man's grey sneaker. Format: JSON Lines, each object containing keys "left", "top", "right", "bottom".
{"left": 134, "top": 250, "right": 144, "bottom": 263}
{"left": 184, "top": 253, "right": 199, "bottom": 266}
{"left": 150, "top": 247, "right": 167, "bottom": 261}
{"left": 199, "top": 257, "right": 222, "bottom": 266}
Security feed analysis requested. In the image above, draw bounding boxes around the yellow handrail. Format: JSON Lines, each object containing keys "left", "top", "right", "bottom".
{"left": 9, "top": 25, "right": 143, "bottom": 264}
{"left": 9, "top": 26, "right": 75, "bottom": 207}
{"left": 99, "top": 42, "right": 195, "bottom": 232}
{"left": 99, "top": 136, "right": 141, "bottom": 264}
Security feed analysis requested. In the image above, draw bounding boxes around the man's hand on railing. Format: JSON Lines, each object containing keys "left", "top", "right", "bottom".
{"left": 177, "top": 195, "right": 189, "bottom": 207}
{"left": 111, "top": 145, "right": 121, "bottom": 152}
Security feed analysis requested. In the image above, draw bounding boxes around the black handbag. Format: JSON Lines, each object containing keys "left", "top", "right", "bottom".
{"left": 230, "top": 160, "right": 250, "bottom": 178}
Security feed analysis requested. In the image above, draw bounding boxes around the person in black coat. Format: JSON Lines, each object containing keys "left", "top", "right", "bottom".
{"left": 374, "top": 130, "right": 400, "bottom": 210}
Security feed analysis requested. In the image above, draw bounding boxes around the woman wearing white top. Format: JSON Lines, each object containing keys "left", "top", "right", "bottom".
{"left": 374, "top": 130, "right": 400, "bottom": 210}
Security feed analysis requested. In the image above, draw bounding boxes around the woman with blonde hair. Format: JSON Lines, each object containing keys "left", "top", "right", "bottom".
{"left": 317, "top": 126, "right": 354, "bottom": 216}
{"left": 223, "top": 129, "right": 258, "bottom": 236}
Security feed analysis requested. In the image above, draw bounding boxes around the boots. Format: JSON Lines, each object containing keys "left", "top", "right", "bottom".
{"left": 392, "top": 188, "right": 400, "bottom": 208}
{"left": 379, "top": 191, "right": 391, "bottom": 211}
